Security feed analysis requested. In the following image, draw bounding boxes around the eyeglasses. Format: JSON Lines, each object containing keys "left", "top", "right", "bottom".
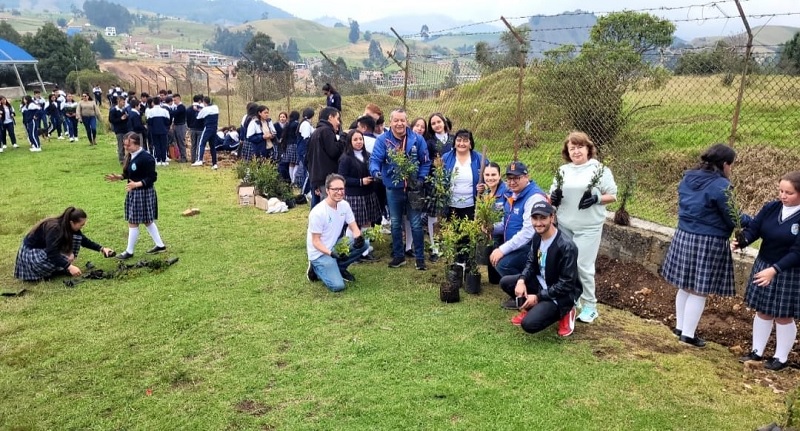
{"left": 506, "top": 176, "right": 522, "bottom": 182}
{"left": 327, "top": 187, "right": 345, "bottom": 193}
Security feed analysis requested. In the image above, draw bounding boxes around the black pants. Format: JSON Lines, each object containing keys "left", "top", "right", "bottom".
{"left": 447, "top": 205, "right": 475, "bottom": 264}
{"left": 500, "top": 275, "right": 562, "bottom": 334}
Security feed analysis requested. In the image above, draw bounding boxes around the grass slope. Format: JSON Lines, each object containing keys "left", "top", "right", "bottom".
{"left": 0, "top": 119, "right": 788, "bottom": 429}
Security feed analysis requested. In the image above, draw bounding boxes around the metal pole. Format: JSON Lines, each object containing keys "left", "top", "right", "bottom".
{"left": 501, "top": 16, "right": 526, "bottom": 160}
{"left": 153, "top": 70, "right": 159, "bottom": 92}
{"left": 729, "top": 0, "right": 752, "bottom": 146}
{"left": 196, "top": 65, "right": 210, "bottom": 96}
{"left": 389, "top": 28, "right": 410, "bottom": 109}
{"left": 165, "top": 70, "right": 180, "bottom": 95}
{"left": 181, "top": 65, "right": 194, "bottom": 96}
{"left": 12, "top": 64, "right": 25, "bottom": 97}
{"left": 215, "top": 66, "right": 231, "bottom": 125}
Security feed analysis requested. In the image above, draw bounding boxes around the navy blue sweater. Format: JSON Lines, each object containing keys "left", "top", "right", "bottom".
{"left": 677, "top": 169, "right": 745, "bottom": 238}
{"left": 742, "top": 201, "right": 800, "bottom": 272}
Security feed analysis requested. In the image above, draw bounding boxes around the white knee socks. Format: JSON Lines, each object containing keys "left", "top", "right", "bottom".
{"left": 752, "top": 315, "right": 774, "bottom": 357}
{"left": 289, "top": 165, "right": 297, "bottom": 183}
{"left": 675, "top": 289, "right": 690, "bottom": 331}
{"left": 774, "top": 321, "right": 797, "bottom": 362}
{"left": 145, "top": 223, "right": 165, "bottom": 247}
{"left": 428, "top": 216, "right": 438, "bottom": 255}
{"left": 681, "top": 293, "right": 706, "bottom": 338}
{"left": 126, "top": 227, "right": 139, "bottom": 254}
{"left": 404, "top": 218, "right": 412, "bottom": 251}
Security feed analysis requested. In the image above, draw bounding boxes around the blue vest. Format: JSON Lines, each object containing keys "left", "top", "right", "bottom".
{"left": 502, "top": 181, "right": 544, "bottom": 242}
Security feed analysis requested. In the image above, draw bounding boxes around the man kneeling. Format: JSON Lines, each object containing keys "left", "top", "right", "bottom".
{"left": 306, "top": 173, "right": 369, "bottom": 292}
{"left": 499, "top": 201, "right": 582, "bottom": 337}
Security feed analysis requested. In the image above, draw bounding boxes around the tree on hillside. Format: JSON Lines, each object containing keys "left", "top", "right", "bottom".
{"left": 590, "top": 11, "right": 675, "bottom": 56}
{"left": 83, "top": 0, "right": 132, "bottom": 33}
{"left": 348, "top": 19, "right": 360, "bottom": 44}
{"left": 0, "top": 20, "right": 21, "bottom": 45}
{"left": 261, "top": 12, "right": 269, "bottom": 20}
{"left": 284, "top": 38, "right": 301, "bottom": 62}
{"left": 421, "top": 24, "right": 429, "bottom": 41}
{"left": 205, "top": 26, "right": 255, "bottom": 57}
{"left": 92, "top": 34, "right": 115, "bottom": 59}
{"left": 475, "top": 24, "right": 530, "bottom": 72}
{"left": 57, "top": 17, "right": 67, "bottom": 28}
{"left": 20, "top": 23, "right": 97, "bottom": 85}
{"left": 451, "top": 58, "right": 461, "bottom": 76}
{"left": 363, "top": 31, "right": 372, "bottom": 42}
{"left": 367, "top": 40, "right": 384, "bottom": 67}
{"left": 779, "top": 32, "right": 800, "bottom": 74}
{"left": 238, "top": 32, "right": 289, "bottom": 73}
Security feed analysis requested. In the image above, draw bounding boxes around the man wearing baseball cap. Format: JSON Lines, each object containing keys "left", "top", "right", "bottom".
{"left": 489, "top": 161, "right": 548, "bottom": 281}
{"left": 499, "top": 201, "right": 582, "bottom": 337}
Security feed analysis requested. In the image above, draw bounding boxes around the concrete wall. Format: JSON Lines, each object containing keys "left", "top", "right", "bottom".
{"left": 0, "top": 87, "right": 25, "bottom": 99}
{"left": 599, "top": 213, "right": 756, "bottom": 296}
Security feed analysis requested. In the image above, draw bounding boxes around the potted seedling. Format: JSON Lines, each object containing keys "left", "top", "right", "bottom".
{"left": 437, "top": 217, "right": 464, "bottom": 303}
{"left": 387, "top": 148, "right": 424, "bottom": 210}
{"left": 551, "top": 166, "right": 565, "bottom": 207}
{"left": 361, "top": 227, "right": 385, "bottom": 245}
{"left": 613, "top": 174, "right": 636, "bottom": 226}
{"left": 461, "top": 218, "right": 486, "bottom": 295}
{"left": 579, "top": 165, "right": 605, "bottom": 210}
{"left": 724, "top": 186, "right": 747, "bottom": 246}
{"left": 473, "top": 192, "right": 503, "bottom": 266}
{"left": 333, "top": 237, "right": 351, "bottom": 259}
{"left": 424, "top": 155, "right": 453, "bottom": 219}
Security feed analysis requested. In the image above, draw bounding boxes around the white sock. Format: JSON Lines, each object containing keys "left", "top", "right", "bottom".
{"left": 126, "top": 227, "right": 139, "bottom": 254}
{"left": 404, "top": 218, "right": 412, "bottom": 251}
{"left": 289, "top": 166, "right": 297, "bottom": 183}
{"left": 675, "top": 289, "right": 690, "bottom": 331}
{"left": 752, "top": 315, "right": 774, "bottom": 357}
{"left": 681, "top": 293, "right": 706, "bottom": 338}
{"left": 145, "top": 223, "right": 165, "bottom": 247}
{"left": 428, "top": 216, "right": 437, "bottom": 244}
{"left": 774, "top": 321, "right": 797, "bottom": 362}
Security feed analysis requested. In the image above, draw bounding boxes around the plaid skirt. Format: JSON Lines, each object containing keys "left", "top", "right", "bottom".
{"left": 281, "top": 143, "right": 298, "bottom": 164}
{"left": 347, "top": 194, "right": 382, "bottom": 228}
{"left": 13, "top": 235, "right": 82, "bottom": 281}
{"left": 125, "top": 187, "right": 158, "bottom": 224}
{"left": 661, "top": 228, "right": 735, "bottom": 296}
{"left": 745, "top": 257, "right": 800, "bottom": 318}
{"left": 240, "top": 141, "right": 255, "bottom": 161}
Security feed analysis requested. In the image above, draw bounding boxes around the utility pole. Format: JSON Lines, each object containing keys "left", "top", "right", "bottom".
{"left": 390, "top": 27, "right": 409, "bottom": 110}
{"left": 214, "top": 66, "right": 232, "bottom": 125}
{"left": 319, "top": 50, "right": 341, "bottom": 92}
{"left": 729, "top": 0, "right": 752, "bottom": 146}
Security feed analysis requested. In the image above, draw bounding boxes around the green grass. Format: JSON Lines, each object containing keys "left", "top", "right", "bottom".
{"left": 0, "top": 118, "right": 789, "bottom": 429}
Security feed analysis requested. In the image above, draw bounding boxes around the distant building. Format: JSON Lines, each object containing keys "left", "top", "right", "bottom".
{"left": 104, "top": 27, "right": 116, "bottom": 37}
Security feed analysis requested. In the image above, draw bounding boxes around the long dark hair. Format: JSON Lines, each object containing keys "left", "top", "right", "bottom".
{"left": 695, "top": 143, "right": 736, "bottom": 177}
{"left": 29, "top": 207, "right": 87, "bottom": 253}
{"left": 343, "top": 129, "right": 369, "bottom": 160}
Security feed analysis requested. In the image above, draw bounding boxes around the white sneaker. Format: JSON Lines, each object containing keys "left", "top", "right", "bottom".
{"left": 2, "top": 144, "right": 6, "bottom": 149}
{"left": 191, "top": 161, "right": 203, "bottom": 167}
{"left": 69, "top": 137, "right": 75, "bottom": 142}
{"left": 165, "top": 157, "right": 171, "bottom": 162}
{"left": 57, "top": 135, "right": 64, "bottom": 140}
{"left": 29, "top": 147, "right": 36, "bottom": 152}
{"left": 12, "top": 144, "right": 18, "bottom": 148}
{"left": 212, "top": 164, "right": 218, "bottom": 170}
{"left": 0, "top": 147, "right": 3, "bottom": 152}
{"left": 163, "top": 161, "right": 169, "bottom": 166}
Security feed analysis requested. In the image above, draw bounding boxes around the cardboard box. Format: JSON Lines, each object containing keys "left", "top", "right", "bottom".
{"left": 238, "top": 186, "right": 255, "bottom": 206}
{"left": 255, "top": 195, "right": 269, "bottom": 211}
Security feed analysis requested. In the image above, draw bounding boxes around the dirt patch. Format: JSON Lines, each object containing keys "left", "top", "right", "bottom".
{"left": 596, "top": 255, "right": 800, "bottom": 392}
{"left": 234, "top": 399, "right": 271, "bottom": 416}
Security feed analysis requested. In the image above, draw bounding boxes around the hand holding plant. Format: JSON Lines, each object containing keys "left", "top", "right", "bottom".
{"left": 332, "top": 238, "right": 351, "bottom": 260}
{"left": 579, "top": 165, "right": 605, "bottom": 210}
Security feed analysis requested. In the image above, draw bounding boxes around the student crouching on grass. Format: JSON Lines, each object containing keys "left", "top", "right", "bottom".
{"left": 14, "top": 207, "right": 116, "bottom": 282}
{"left": 105, "top": 132, "right": 167, "bottom": 260}
{"left": 734, "top": 171, "right": 800, "bottom": 371}
{"left": 499, "top": 201, "right": 582, "bottom": 337}
{"left": 306, "top": 174, "right": 369, "bottom": 292}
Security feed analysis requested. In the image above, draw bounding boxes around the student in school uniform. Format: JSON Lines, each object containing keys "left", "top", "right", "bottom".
{"left": 0, "top": 95, "right": 17, "bottom": 150}
{"left": 14, "top": 207, "right": 116, "bottom": 282}
{"left": 104, "top": 132, "right": 167, "bottom": 260}
{"left": 145, "top": 97, "right": 171, "bottom": 166}
{"left": 191, "top": 96, "right": 220, "bottom": 170}
{"left": 21, "top": 95, "right": 42, "bottom": 152}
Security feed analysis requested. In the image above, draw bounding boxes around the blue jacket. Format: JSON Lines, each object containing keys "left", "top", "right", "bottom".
{"left": 677, "top": 169, "right": 748, "bottom": 238}
{"left": 502, "top": 181, "right": 545, "bottom": 242}
{"left": 741, "top": 200, "right": 800, "bottom": 271}
{"left": 369, "top": 128, "right": 431, "bottom": 190}
{"left": 146, "top": 106, "right": 171, "bottom": 135}
{"left": 128, "top": 109, "right": 145, "bottom": 133}
{"left": 491, "top": 181, "right": 509, "bottom": 212}
{"left": 198, "top": 105, "right": 219, "bottom": 131}
{"left": 441, "top": 149, "right": 487, "bottom": 199}
{"left": 22, "top": 103, "right": 40, "bottom": 124}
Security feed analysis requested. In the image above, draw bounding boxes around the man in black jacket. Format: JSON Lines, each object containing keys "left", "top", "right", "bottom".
{"left": 499, "top": 201, "right": 582, "bottom": 337}
{"left": 306, "top": 106, "right": 342, "bottom": 208}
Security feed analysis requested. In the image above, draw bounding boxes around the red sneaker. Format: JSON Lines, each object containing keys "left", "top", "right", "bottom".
{"left": 511, "top": 310, "right": 528, "bottom": 326}
{"left": 558, "top": 307, "right": 576, "bottom": 337}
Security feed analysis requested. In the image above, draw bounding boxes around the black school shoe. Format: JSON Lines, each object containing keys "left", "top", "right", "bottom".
{"left": 388, "top": 257, "right": 406, "bottom": 268}
{"left": 146, "top": 245, "right": 167, "bottom": 254}
{"left": 340, "top": 269, "right": 356, "bottom": 283}
{"left": 679, "top": 335, "right": 706, "bottom": 348}
{"left": 415, "top": 259, "right": 427, "bottom": 271}
{"left": 672, "top": 328, "right": 681, "bottom": 337}
{"left": 765, "top": 357, "right": 789, "bottom": 371}
{"left": 738, "top": 350, "right": 764, "bottom": 363}
{"left": 116, "top": 251, "right": 134, "bottom": 260}
{"left": 306, "top": 262, "right": 319, "bottom": 282}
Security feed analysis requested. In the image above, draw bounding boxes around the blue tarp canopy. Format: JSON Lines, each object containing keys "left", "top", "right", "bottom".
{"left": 0, "top": 38, "right": 36, "bottom": 64}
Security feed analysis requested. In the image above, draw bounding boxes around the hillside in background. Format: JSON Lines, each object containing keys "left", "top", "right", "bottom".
{"left": 112, "top": 0, "right": 293, "bottom": 25}
{"left": 527, "top": 11, "right": 597, "bottom": 57}
{"left": 690, "top": 25, "right": 799, "bottom": 54}
{"left": 359, "top": 14, "right": 503, "bottom": 36}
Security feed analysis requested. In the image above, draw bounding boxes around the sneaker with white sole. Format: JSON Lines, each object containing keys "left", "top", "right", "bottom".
{"left": 191, "top": 161, "right": 203, "bottom": 167}
{"left": 558, "top": 307, "right": 576, "bottom": 336}
{"left": 306, "top": 262, "right": 319, "bottom": 282}
{"left": 12, "top": 144, "right": 18, "bottom": 148}
{"left": 212, "top": 164, "right": 218, "bottom": 170}
{"left": 58, "top": 135, "right": 64, "bottom": 140}
{"left": 576, "top": 306, "right": 598, "bottom": 324}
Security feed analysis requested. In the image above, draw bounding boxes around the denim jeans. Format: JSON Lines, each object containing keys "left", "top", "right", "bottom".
{"left": 310, "top": 238, "right": 370, "bottom": 292}
{"left": 494, "top": 241, "right": 532, "bottom": 277}
{"left": 387, "top": 187, "right": 424, "bottom": 260}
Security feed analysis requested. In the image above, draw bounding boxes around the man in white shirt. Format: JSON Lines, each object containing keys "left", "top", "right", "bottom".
{"left": 306, "top": 173, "right": 369, "bottom": 292}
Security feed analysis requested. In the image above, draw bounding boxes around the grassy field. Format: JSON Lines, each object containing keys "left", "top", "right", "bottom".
{"left": 0, "top": 110, "right": 792, "bottom": 429}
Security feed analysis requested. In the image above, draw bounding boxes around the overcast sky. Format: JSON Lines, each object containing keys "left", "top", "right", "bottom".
{"left": 280, "top": 0, "right": 799, "bottom": 39}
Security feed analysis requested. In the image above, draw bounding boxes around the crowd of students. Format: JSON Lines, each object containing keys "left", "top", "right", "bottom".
{"left": 9, "top": 84, "right": 800, "bottom": 371}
